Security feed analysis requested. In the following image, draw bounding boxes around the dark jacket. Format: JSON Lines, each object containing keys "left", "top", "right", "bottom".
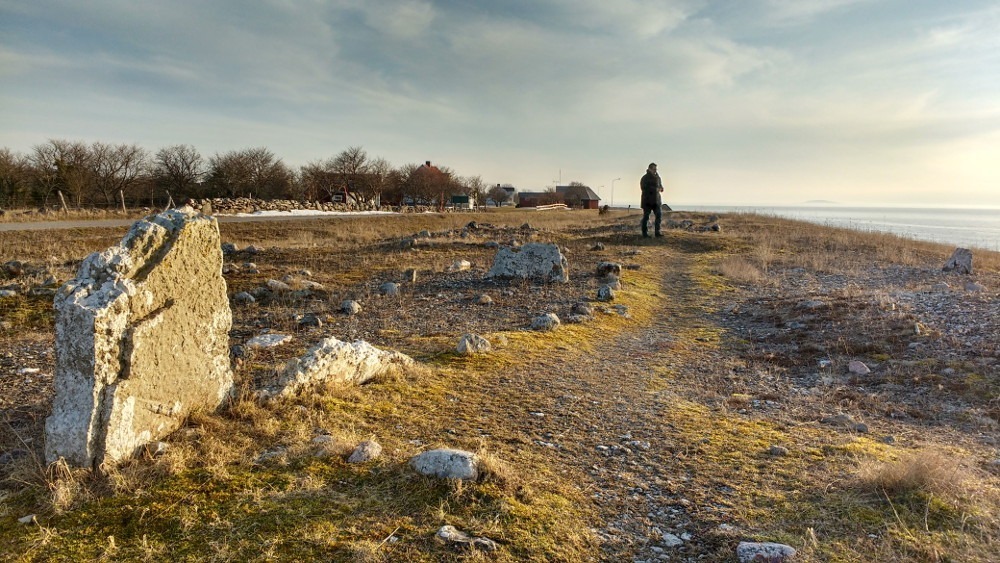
{"left": 640, "top": 171, "right": 662, "bottom": 209}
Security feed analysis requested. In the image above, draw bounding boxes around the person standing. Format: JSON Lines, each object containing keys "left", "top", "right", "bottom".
{"left": 640, "top": 162, "right": 664, "bottom": 238}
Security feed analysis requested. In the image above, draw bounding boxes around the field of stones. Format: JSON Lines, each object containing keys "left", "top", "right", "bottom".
{"left": 1, "top": 207, "right": 998, "bottom": 562}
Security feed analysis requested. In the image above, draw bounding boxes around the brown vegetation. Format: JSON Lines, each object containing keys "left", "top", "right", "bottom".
{"left": 0, "top": 208, "right": 998, "bottom": 561}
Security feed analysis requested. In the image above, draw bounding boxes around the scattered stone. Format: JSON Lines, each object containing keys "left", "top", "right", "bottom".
{"left": 404, "top": 268, "right": 418, "bottom": 283}
{"left": 486, "top": 242, "right": 568, "bottom": 283}
{"left": 411, "top": 448, "right": 479, "bottom": 480}
{"left": 2, "top": 260, "right": 24, "bottom": 277}
{"left": 347, "top": 440, "right": 383, "bottom": 463}
{"left": 798, "top": 300, "right": 826, "bottom": 309}
{"left": 416, "top": 230, "right": 431, "bottom": 238}
{"left": 476, "top": 294, "right": 493, "bottom": 305}
{"left": 565, "top": 314, "right": 590, "bottom": 324}
{"left": 18, "top": 514, "right": 37, "bottom": 525}
{"left": 296, "top": 313, "right": 323, "bottom": 328}
{"left": 483, "top": 241, "right": 500, "bottom": 249}
{"left": 531, "top": 313, "right": 561, "bottom": 331}
{"left": 28, "top": 287, "right": 56, "bottom": 297}
{"left": 882, "top": 436, "right": 896, "bottom": 444}
{"left": 624, "top": 263, "right": 641, "bottom": 270}
{"left": 848, "top": 360, "right": 871, "bottom": 375}
{"left": 147, "top": 441, "right": 169, "bottom": 458}
{"left": 0, "top": 289, "right": 18, "bottom": 298}
{"left": 854, "top": 423, "right": 870, "bottom": 433}
{"left": 942, "top": 247, "right": 973, "bottom": 274}
{"left": 596, "top": 261, "right": 622, "bottom": 277}
{"left": 341, "top": 300, "right": 362, "bottom": 315}
{"left": 221, "top": 242, "right": 238, "bottom": 255}
{"left": 821, "top": 413, "right": 857, "bottom": 428}
{"left": 299, "top": 280, "right": 324, "bottom": 291}
{"left": 232, "top": 291, "right": 255, "bottom": 305}
{"left": 737, "top": 541, "right": 796, "bottom": 563}
{"left": 243, "top": 262, "right": 259, "bottom": 274}
{"left": 260, "top": 337, "right": 414, "bottom": 399}
{"left": 591, "top": 242, "right": 605, "bottom": 251}
{"left": 380, "top": 282, "right": 399, "bottom": 296}
{"left": 45, "top": 208, "right": 233, "bottom": 468}
{"left": 246, "top": 333, "right": 293, "bottom": 348}
{"left": 266, "top": 279, "right": 291, "bottom": 292}
{"left": 768, "top": 445, "right": 789, "bottom": 456}
{"left": 447, "top": 260, "right": 472, "bottom": 272}
{"left": 457, "top": 334, "right": 491, "bottom": 355}
{"left": 965, "top": 281, "right": 986, "bottom": 292}
{"left": 597, "top": 285, "right": 616, "bottom": 302}
{"left": 931, "top": 282, "right": 951, "bottom": 292}
{"left": 256, "top": 447, "right": 286, "bottom": 464}
{"left": 17, "top": 367, "right": 40, "bottom": 375}
{"left": 662, "top": 533, "right": 684, "bottom": 547}
{"left": 571, "top": 302, "right": 594, "bottom": 316}
{"left": 435, "top": 525, "right": 498, "bottom": 551}
{"left": 245, "top": 244, "right": 263, "bottom": 255}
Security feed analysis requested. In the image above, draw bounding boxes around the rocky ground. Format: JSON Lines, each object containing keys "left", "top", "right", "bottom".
{"left": 1, "top": 211, "right": 998, "bottom": 561}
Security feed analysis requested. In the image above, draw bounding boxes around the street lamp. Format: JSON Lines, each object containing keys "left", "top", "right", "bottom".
{"left": 610, "top": 178, "right": 621, "bottom": 207}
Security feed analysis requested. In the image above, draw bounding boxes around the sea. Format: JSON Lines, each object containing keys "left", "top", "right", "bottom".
{"left": 675, "top": 205, "right": 1000, "bottom": 252}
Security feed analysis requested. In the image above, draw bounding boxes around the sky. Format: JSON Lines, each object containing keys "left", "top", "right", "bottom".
{"left": 1, "top": 0, "right": 999, "bottom": 208}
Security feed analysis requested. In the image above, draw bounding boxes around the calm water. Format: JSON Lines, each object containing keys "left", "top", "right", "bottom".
{"left": 677, "top": 206, "right": 1000, "bottom": 251}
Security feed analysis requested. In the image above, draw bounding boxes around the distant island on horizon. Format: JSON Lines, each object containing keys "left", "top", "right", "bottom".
{"left": 803, "top": 200, "right": 838, "bottom": 205}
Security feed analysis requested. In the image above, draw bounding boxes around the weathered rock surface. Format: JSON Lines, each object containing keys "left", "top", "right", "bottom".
{"left": 736, "top": 541, "right": 797, "bottom": 562}
{"left": 436, "top": 525, "right": 498, "bottom": 551}
{"left": 347, "top": 440, "right": 383, "bottom": 463}
{"left": 45, "top": 208, "right": 233, "bottom": 467}
{"left": 411, "top": 448, "right": 479, "bottom": 480}
{"left": 259, "top": 336, "right": 414, "bottom": 399}
{"left": 531, "top": 313, "right": 561, "bottom": 331}
{"left": 457, "top": 333, "right": 491, "bottom": 355}
{"left": 485, "top": 242, "right": 568, "bottom": 283}
{"left": 942, "top": 247, "right": 973, "bottom": 274}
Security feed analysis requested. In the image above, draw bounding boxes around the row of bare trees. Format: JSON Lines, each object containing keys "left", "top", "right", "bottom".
{"left": 0, "top": 141, "right": 489, "bottom": 210}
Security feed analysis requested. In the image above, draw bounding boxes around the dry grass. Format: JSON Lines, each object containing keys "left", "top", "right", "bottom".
{"left": 1, "top": 208, "right": 999, "bottom": 561}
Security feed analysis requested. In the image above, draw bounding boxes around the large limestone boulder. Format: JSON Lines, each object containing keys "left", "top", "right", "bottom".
{"left": 260, "top": 336, "right": 414, "bottom": 399}
{"left": 942, "top": 247, "right": 973, "bottom": 274}
{"left": 485, "top": 242, "right": 568, "bottom": 283}
{"left": 45, "top": 208, "right": 233, "bottom": 468}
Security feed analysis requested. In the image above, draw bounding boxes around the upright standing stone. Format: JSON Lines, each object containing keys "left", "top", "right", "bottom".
{"left": 45, "top": 208, "right": 233, "bottom": 468}
{"left": 942, "top": 247, "right": 973, "bottom": 274}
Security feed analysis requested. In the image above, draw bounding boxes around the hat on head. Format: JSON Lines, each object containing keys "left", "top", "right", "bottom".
{"left": 648, "top": 162, "right": 657, "bottom": 168}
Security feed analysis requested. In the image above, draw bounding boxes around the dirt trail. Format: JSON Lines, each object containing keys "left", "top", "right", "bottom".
{"left": 467, "top": 244, "right": 732, "bottom": 560}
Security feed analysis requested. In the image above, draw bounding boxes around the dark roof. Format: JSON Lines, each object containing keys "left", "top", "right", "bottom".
{"left": 556, "top": 185, "right": 601, "bottom": 200}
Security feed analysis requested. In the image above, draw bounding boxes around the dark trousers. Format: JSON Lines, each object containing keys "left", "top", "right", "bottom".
{"left": 641, "top": 205, "right": 661, "bottom": 236}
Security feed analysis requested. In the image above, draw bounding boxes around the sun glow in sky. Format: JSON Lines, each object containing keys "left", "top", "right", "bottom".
{"left": 1, "top": 0, "right": 999, "bottom": 207}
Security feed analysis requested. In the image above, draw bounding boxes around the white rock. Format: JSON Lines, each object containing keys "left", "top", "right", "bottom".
{"left": 347, "top": 440, "right": 383, "bottom": 463}
{"left": 486, "top": 243, "right": 568, "bottom": 283}
{"left": 531, "top": 313, "right": 561, "bottom": 331}
{"left": 447, "top": 260, "right": 472, "bottom": 272}
{"left": 848, "top": 360, "right": 871, "bottom": 375}
{"left": 341, "top": 300, "right": 362, "bottom": 315}
{"left": 266, "top": 279, "right": 291, "bottom": 292}
{"left": 411, "top": 448, "right": 479, "bottom": 480}
{"left": 45, "top": 208, "right": 233, "bottom": 468}
{"left": 457, "top": 334, "right": 491, "bottom": 355}
{"left": 261, "top": 337, "right": 413, "bottom": 399}
{"left": 246, "top": 334, "right": 293, "bottom": 349}
{"left": 662, "top": 533, "right": 683, "bottom": 547}
{"left": 737, "top": 541, "right": 797, "bottom": 563}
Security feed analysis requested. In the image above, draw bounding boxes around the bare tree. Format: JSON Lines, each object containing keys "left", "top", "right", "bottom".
{"left": 206, "top": 147, "right": 291, "bottom": 199}
{"left": 356, "top": 156, "right": 392, "bottom": 208}
{"left": 91, "top": 142, "right": 148, "bottom": 206}
{"left": 461, "top": 175, "right": 486, "bottom": 208}
{"left": 30, "top": 139, "right": 92, "bottom": 207}
{"left": 487, "top": 184, "right": 512, "bottom": 207}
{"left": 0, "top": 148, "right": 32, "bottom": 208}
{"left": 154, "top": 144, "right": 204, "bottom": 199}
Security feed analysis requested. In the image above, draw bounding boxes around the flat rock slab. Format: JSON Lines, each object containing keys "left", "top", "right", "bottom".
{"left": 260, "top": 336, "right": 414, "bottom": 399}
{"left": 486, "top": 242, "right": 568, "bottom": 283}
{"left": 411, "top": 448, "right": 479, "bottom": 480}
{"left": 45, "top": 208, "right": 233, "bottom": 467}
